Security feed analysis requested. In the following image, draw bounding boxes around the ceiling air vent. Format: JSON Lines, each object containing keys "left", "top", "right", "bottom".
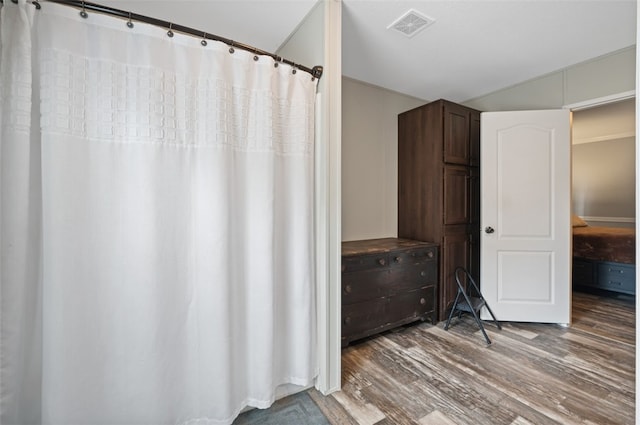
{"left": 387, "top": 9, "right": 435, "bottom": 38}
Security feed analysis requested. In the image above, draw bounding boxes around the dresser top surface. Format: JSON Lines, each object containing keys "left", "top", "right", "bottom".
{"left": 342, "top": 238, "right": 438, "bottom": 257}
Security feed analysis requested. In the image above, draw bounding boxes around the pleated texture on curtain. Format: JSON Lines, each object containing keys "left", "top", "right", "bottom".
{"left": 0, "top": 1, "right": 317, "bottom": 424}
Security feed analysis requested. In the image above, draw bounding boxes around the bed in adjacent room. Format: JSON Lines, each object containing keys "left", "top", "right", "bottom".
{"left": 572, "top": 215, "right": 636, "bottom": 295}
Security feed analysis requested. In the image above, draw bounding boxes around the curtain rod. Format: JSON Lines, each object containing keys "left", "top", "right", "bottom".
{"left": 4, "top": 0, "right": 324, "bottom": 80}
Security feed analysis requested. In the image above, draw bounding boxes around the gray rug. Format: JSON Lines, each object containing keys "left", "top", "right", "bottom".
{"left": 233, "top": 392, "right": 330, "bottom": 425}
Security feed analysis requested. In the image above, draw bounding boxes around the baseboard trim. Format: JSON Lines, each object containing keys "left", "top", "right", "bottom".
{"left": 581, "top": 215, "right": 635, "bottom": 224}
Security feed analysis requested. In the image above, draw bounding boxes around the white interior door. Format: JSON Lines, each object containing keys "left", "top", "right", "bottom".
{"left": 481, "top": 110, "right": 571, "bottom": 324}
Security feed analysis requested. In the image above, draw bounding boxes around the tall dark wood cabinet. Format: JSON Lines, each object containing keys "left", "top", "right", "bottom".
{"left": 398, "top": 99, "right": 481, "bottom": 321}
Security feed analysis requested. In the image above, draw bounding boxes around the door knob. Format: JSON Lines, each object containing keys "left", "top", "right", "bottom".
{"left": 485, "top": 226, "right": 495, "bottom": 234}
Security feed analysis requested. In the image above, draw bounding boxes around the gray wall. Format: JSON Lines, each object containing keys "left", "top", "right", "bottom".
{"left": 573, "top": 137, "right": 635, "bottom": 227}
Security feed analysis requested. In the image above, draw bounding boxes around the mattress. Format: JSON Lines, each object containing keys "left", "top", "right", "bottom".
{"left": 572, "top": 225, "right": 635, "bottom": 265}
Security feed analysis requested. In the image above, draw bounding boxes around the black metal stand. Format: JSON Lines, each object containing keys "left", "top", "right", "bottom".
{"left": 444, "top": 267, "right": 502, "bottom": 345}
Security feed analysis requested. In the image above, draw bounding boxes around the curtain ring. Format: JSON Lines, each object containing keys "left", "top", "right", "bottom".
{"left": 228, "top": 42, "right": 235, "bottom": 54}
{"left": 292, "top": 64, "right": 297, "bottom": 75}
{"left": 126, "top": 12, "right": 134, "bottom": 28}
{"left": 201, "top": 32, "right": 207, "bottom": 47}
{"left": 167, "top": 23, "right": 174, "bottom": 38}
{"left": 32, "top": 0, "right": 42, "bottom": 9}
{"left": 273, "top": 56, "right": 280, "bottom": 68}
{"left": 79, "top": 1, "right": 88, "bottom": 18}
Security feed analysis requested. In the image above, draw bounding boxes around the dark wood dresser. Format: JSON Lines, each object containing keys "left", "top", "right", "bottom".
{"left": 341, "top": 238, "right": 439, "bottom": 346}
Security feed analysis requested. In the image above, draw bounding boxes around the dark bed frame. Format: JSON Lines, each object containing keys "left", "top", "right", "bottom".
{"left": 573, "top": 257, "right": 635, "bottom": 295}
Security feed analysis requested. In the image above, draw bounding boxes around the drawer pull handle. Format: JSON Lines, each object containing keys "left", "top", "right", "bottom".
{"left": 427, "top": 251, "right": 434, "bottom": 258}
{"left": 609, "top": 281, "right": 623, "bottom": 286}
{"left": 377, "top": 258, "right": 386, "bottom": 266}
{"left": 420, "top": 271, "right": 426, "bottom": 277}
{"left": 609, "top": 269, "right": 624, "bottom": 274}
{"left": 420, "top": 298, "right": 426, "bottom": 305}
{"left": 344, "top": 316, "right": 351, "bottom": 325}
{"left": 394, "top": 256, "right": 402, "bottom": 263}
{"left": 344, "top": 284, "right": 352, "bottom": 294}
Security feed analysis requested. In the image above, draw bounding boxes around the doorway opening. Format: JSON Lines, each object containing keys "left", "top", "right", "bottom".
{"left": 572, "top": 97, "right": 635, "bottom": 228}
{"left": 570, "top": 96, "right": 636, "bottom": 308}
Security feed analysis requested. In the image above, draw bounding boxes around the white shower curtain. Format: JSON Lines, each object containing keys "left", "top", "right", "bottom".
{"left": 0, "top": 1, "right": 317, "bottom": 424}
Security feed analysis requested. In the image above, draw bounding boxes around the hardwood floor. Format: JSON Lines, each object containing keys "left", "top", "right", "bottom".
{"left": 307, "top": 291, "right": 635, "bottom": 425}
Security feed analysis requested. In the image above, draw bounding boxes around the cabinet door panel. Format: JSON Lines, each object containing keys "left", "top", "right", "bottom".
{"left": 444, "top": 103, "right": 470, "bottom": 165}
{"left": 443, "top": 165, "right": 470, "bottom": 225}
{"left": 440, "top": 227, "right": 470, "bottom": 320}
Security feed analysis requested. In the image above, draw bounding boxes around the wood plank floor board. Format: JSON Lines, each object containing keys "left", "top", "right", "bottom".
{"left": 559, "top": 333, "right": 635, "bottom": 381}
{"left": 572, "top": 294, "right": 635, "bottom": 345}
{"left": 480, "top": 329, "right": 629, "bottom": 401}
{"left": 360, "top": 333, "right": 514, "bottom": 424}
{"left": 302, "top": 291, "right": 635, "bottom": 425}
{"left": 400, "top": 340, "right": 577, "bottom": 425}
{"left": 509, "top": 416, "right": 537, "bottom": 425}
{"left": 458, "top": 325, "right": 634, "bottom": 425}
{"left": 348, "top": 341, "right": 464, "bottom": 421}
{"left": 418, "top": 328, "right": 587, "bottom": 425}
{"left": 417, "top": 410, "right": 459, "bottom": 425}
{"left": 559, "top": 393, "right": 632, "bottom": 425}
{"left": 560, "top": 355, "right": 634, "bottom": 403}
{"left": 307, "top": 388, "right": 360, "bottom": 425}
{"left": 397, "top": 329, "right": 559, "bottom": 425}
{"left": 331, "top": 390, "right": 387, "bottom": 425}
{"left": 365, "top": 340, "right": 429, "bottom": 386}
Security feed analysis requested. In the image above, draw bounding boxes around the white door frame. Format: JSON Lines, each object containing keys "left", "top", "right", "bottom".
{"left": 563, "top": 90, "right": 635, "bottom": 111}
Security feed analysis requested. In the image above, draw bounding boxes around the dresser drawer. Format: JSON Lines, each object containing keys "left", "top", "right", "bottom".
{"left": 391, "top": 264, "right": 437, "bottom": 289}
{"left": 342, "top": 265, "right": 437, "bottom": 305}
{"left": 342, "top": 253, "right": 389, "bottom": 273}
{"left": 390, "top": 246, "right": 437, "bottom": 266}
{"left": 342, "top": 286, "right": 435, "bottom": 344}
{"left": 389, "top": 286, "right": 436, "bottom": 322}
{"left": 342, "top": 269, "right": 391, "bottom": 304}
{"left": 342, "top": 297, "right": 390, "bottom": 342}
{"left": 597, "top": 262, "right": 635, "bottom": 294}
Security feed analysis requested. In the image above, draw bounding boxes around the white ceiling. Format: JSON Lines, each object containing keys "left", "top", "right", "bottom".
{"left": 99, "top": 0, "right": 636, "bottom": 103}
{"left": 342, "top": 1, "right": 637, "bottom": 102}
